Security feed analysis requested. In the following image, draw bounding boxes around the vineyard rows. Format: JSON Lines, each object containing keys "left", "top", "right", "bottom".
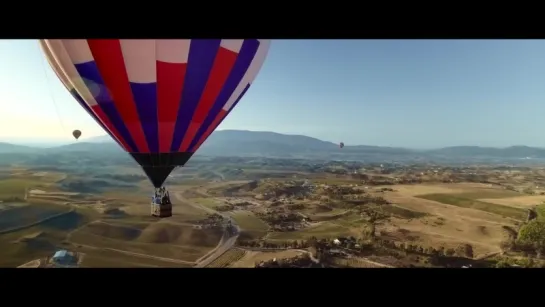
{"left": 207, "top": 249, "right": 246, "bottom": 268}
{"left": 331, "top": 257, "right": 386, "bottom": 268}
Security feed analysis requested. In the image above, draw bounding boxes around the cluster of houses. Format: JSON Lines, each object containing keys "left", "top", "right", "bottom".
{"left": 193, "top": 214, "right": 225, "bottom": 229}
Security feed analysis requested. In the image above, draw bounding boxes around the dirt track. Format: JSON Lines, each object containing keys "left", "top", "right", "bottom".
{"left": 71, "top": 242, "right": 195, "bottom": 265}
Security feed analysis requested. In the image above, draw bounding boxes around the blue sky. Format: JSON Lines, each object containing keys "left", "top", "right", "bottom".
{"left": 1, "top": 39, "right": 545, "bottom": 148}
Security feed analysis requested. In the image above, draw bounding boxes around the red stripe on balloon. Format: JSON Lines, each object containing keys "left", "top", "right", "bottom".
{"left": 157, "top": 61, "right": 187, "bottom": 153}
{"left": 178, "top": 47, "right": 238, "bottom": 152}
{"left": 189, "top": 109, "right": 227, "bottom": 152}
{"left": 87, "top": 39, "right": 150, "bottom": 153}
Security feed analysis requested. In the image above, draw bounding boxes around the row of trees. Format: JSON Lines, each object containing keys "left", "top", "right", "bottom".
{"left": 238, "top": 239, "right": 310, "bottom": 249}
{"left": 386, "top": 240, "right": 474, "bottom": 258}
{"left": 238, "top": 234, "right": 475, "bottom": 260}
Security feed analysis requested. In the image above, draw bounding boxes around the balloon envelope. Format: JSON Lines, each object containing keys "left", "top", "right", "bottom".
{"left": 72, "top": 130, "right": 81, "bottom": 140}
{"left": 41, "top": 39, "right": 270, "bottom": 187}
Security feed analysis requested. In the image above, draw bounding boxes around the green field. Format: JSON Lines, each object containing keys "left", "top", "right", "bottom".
{"left": 381, "top": 204, "right": 428, "bottom": 219}
{"left": 171, "top": 203, "right": 208, "bottom": 222}
{"left": 193, "top": 198, "right": 221, "bottom": 208}
{"left": 416, "top": 193, "right": 526, "bottom": 220}
{"left": 0, "top": 170, "right": 71, "bottom": 200}
{"left": 307, "top": 208, "right": 348, "bottom": 221}
{"left": 267, "top": 222, "right": 353, "bottom": 241}
{"left": 453, "top": 189, "right": 522, "bottom": 199}
{"left": 228, "top": 211, "right": 269, "bottom": 240}
{"left": 0, "top": 204, "right": 78, "bottom": 232}
{"left": 0, "top": 179, "right": 35, "bottom": 199}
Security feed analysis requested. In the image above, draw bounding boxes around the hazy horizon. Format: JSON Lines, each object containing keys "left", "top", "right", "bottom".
{"left": 2, "top": 129, "right": 544, "bottom": 150}
{"left": 3, "top": 39, "right": 545, "bottom": 148}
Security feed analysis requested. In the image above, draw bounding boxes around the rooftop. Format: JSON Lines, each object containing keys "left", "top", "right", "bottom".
{"left": 53, "top": 250, "right": 68, "bottom": 259}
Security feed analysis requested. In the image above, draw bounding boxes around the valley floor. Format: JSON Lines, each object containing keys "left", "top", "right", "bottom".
{"left": 1, "top": 162, "right": 543, "bottom": 268}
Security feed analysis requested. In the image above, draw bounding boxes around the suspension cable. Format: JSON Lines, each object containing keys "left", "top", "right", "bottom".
{"left": 37, "top": 40, "right": 68, "bottom": 136}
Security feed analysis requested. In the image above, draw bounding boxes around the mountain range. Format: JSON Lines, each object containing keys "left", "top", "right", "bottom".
{"left": 1, "top": 130, "right": 545, "bottom": 163}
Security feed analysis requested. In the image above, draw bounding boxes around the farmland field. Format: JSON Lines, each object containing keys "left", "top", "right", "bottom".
{"left": 2, "top": 156, "right": 545, "bottom": 268}
{"left": 416, "top": 193, "right": 526, "bottom": 220}
{"left": 68, "top": 221, "right": 223, "bottom": 262}
{"left": 267, "top": 222, "right": 354, "bottom": 241}
{"left": 0, "top": 204, "right": 71, "bottom": 232}
{"left": 207, "top": 248, "right": 246, "bottom": 268}
{"left": 228, "top": 211, "right": 269, "bottom": 240}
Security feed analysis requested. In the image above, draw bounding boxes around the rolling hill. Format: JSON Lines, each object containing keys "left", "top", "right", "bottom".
{"left": 3, "top": 130, "right": 545, "bottom": 162}
{"left": 48, "top": 130, "right": 418, "bottom": 160}
{"left": 0, "top": 142, "right": 37, "bottom": 154}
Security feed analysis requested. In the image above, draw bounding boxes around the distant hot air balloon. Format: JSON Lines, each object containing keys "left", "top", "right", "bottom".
{"left": 40, "top": 39, "right": 270, "bottom": 217}
{"left": 72, "top": 130, "right": 81, "bottom": 140}
{"left": 340, "top": 142, "right": 344, "bottom": 149}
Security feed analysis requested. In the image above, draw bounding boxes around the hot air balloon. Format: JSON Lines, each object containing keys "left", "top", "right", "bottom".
{"left": 40, "top": 39, "right": 270, "bottom": 218}
{"left": 340, "top": 142, "right": 344, "bottom": 149}
{"left": 72, "top": 129, "right": 81, "bottom": 140}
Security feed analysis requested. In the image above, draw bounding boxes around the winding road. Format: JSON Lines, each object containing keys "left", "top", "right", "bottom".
{"left": 173, "top": 187, "right": 241, "bottom": 267}
{"left": 59, "top": 185, "right": 240, "bottom": 268}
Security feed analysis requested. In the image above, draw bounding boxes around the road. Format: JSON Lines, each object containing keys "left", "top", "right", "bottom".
{"left": 174, "top": 187, "right": 241, "bottom": 267}
{"left": 174, "top": 185, "right": 391, "bottom": 268}
{"left": 194, "top": 231, "right": 239, "bottom": 268}
{"left": 60, "top": 186, "right": 240, "bottom": 268}
{"left": 72, "top": 242, "right": 195, "bottom": 265}
{"left": 237, "top": 247, "right": 391, "bottom": 267}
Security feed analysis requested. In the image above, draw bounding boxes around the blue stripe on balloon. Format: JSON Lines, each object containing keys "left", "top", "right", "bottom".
{"left": 170, "top": 39, "right": 222, "bottom": 152}
{"left": 129, "top": 83, "right": 159, "bottom": 153}
{"left": 188, "top": 39, "right": 260, "bottom": 151}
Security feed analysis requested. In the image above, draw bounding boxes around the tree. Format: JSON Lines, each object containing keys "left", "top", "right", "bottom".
{"left": 369, "top": 223, "right": 376, "bottom": 239}
{"left": 495, "top": 260, "right": 510, "bottom": 268}
{"left": 307, "top": 237, "right": 318, "bottom": 248}
{"left": 534, "top": 242, "right": 545, "bottom": 259}
{"left": 517, "top": 220, "right": 545, "bottom": 249}
{"left": 309, "top": 246, "right": 318, "bottom": 258}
